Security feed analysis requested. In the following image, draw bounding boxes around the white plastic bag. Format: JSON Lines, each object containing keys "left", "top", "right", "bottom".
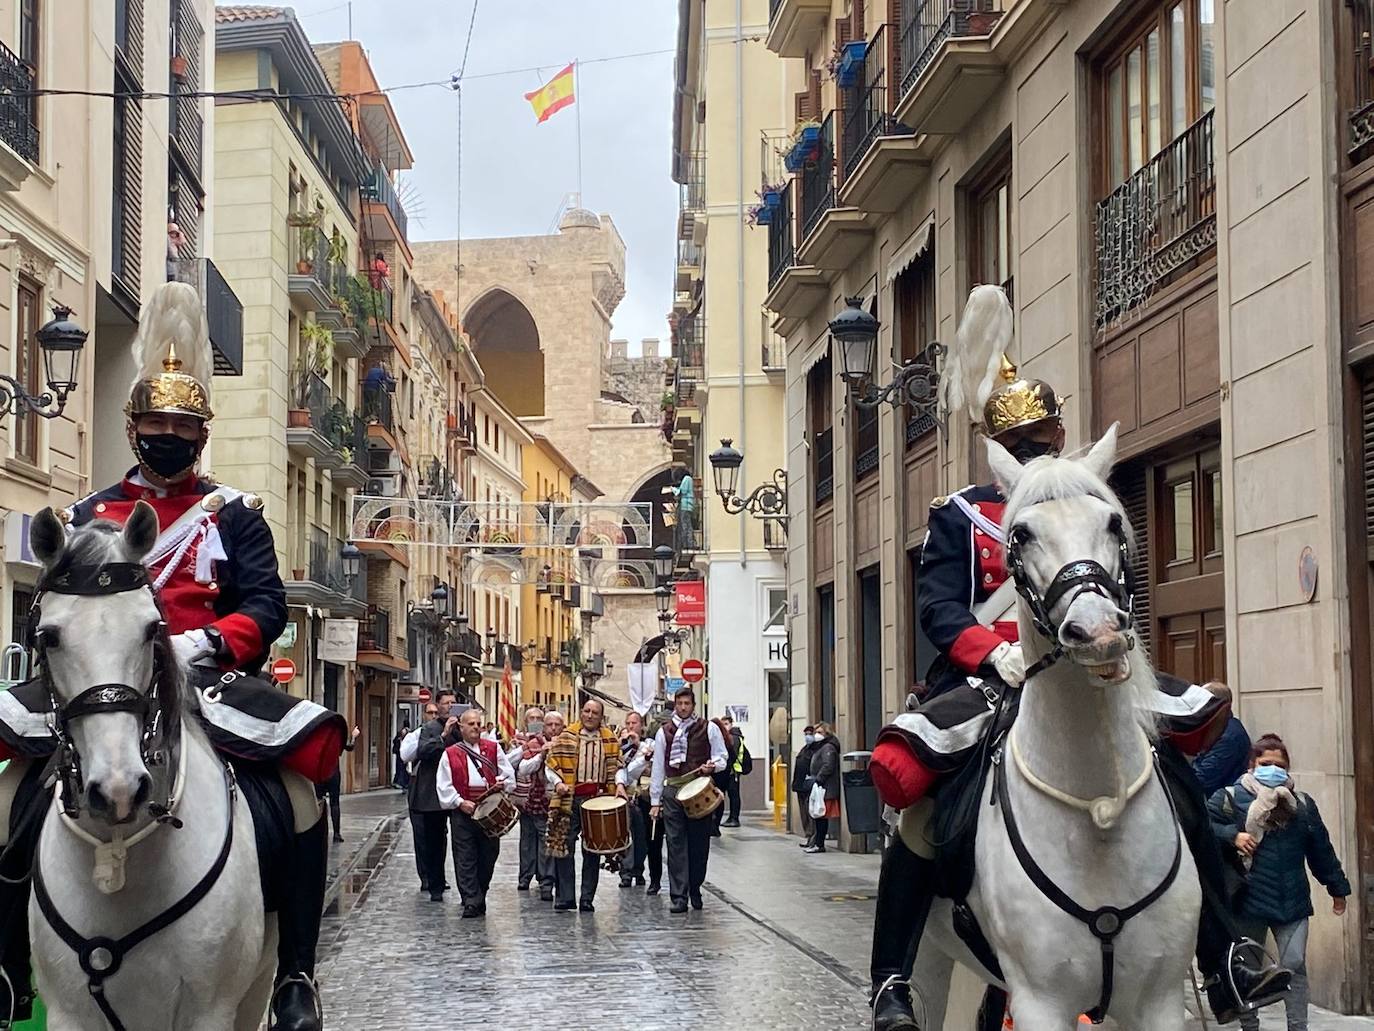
{"left": 808, "top": 781, "right": 827, "bottom": 819}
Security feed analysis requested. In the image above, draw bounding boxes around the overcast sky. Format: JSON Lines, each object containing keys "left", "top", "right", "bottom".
{"left": 259, "top": 0, "right": 680, "bottom": 353}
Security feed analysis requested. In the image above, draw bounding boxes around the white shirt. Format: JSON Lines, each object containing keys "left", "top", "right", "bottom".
{"left": 649, "top": 718, "right": 728, "bottom": 806}
{"left": 514, "top": 744, "right": 562, "bottom": 790}
{"left": 435, "top": 741, "right": 515, "bottom": 809}
{"left": 398, "top": 727, "right": 421, "bottom": 764}
{"left": 616, "top": 738, "right": 655, "bottom": 787}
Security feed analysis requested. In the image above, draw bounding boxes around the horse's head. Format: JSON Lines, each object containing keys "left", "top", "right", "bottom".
{"left": 29, "top": 502, "right": 176, "bottom": 824}
{"left": 988, "top": 424, "right": 1137, "bottom": 684}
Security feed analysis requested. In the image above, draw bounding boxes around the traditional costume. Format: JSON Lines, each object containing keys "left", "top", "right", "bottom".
{"left": 400, "top": 717, "right": 460, "bottom": 900}
{"left": 547, "top": 722, "right": 620, "bottom": 911}
{"left": 510, "top": 735, "right": 558, "bottom": 900}
{"left": 865, "top": 286, "right": 1287, "bottom": 1031}
{"left": 616, "top": 734, "right": 654, "bottom": 888}
{"left": 436, "top": 736, "right": 514, "bottom": 916}
{"left": 650, "top": 695, "right": 728, "bottom": 913}
{"left": 0, "top": 282, "right": 344, "bottom": 1031}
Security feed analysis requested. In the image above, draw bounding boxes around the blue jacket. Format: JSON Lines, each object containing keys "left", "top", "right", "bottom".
{"left": 1193, "top": 717, "right": 1252, "bottom": 795}
{"left": 1207, "top": 780, "right": 1350, "bottom": 924}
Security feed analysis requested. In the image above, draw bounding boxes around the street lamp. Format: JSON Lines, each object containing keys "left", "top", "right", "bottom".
{"left": 654, "top": 584, "right": 673, "bottom": 617}
{"left": 430, "top": 582, "right": 451, "bottom": 619}
{"left": 831, "top": 295, "right": 945, "bottom": 430}
{"left": 652, "top": 544, "right": 675, "bottom": 584}
{"left": 0, "top": 305, "right": 88, "bottom": 422}
{"left": 339, "top": 543, "right": 362, "bottom": 584}
{"left": 708, "top": 438, "right": 788, "bottom": 529}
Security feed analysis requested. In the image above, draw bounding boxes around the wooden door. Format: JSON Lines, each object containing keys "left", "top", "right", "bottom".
{"left": 368, "top": 695, "right": 384, "bottom": 788}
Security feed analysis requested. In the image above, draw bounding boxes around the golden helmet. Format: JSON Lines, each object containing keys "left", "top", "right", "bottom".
{"left": 125, "top": 282, "right": 215, "bottom": 421}
{"left": 982, "top": 355, "right": 1062, "bottom": 439}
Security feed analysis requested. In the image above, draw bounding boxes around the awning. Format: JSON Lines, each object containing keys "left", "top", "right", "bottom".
{"left": 885, "top": 217, "right": 935, "bottom": 284}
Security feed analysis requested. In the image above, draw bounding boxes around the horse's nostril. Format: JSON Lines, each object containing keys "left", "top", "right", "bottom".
{"left": 1060, "top": 621, "right": 1093, "bottom": 645}
{"left": 133, "top": 774, "right": 152, "bottom": 809}
{"left": 87, "top": 783, "right": 109, "bottom": 813}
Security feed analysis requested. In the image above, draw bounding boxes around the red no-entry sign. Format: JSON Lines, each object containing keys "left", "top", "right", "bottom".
{"left": 681, "top": 659, "right": 705, "bottom": 683}
{"left": 418, "top": 687, "right": 432, "bottom": 703}
{"left": 270, "top": 658, "right": 296, "bottom": 684}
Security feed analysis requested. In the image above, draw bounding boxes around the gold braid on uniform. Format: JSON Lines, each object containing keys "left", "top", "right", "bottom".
{"left": 546, "top": 723, "right": 622, "bottom": 856}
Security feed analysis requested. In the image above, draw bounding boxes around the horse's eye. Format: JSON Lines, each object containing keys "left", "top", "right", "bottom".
{"left": 1011, "top": 526, "right": 1034, "bottom": 548}
{"left": 36, "top": 627, "right": 59, "bottom": 650}
{"left": 1107, "top": 513, "right": 1125, "bottom": 539}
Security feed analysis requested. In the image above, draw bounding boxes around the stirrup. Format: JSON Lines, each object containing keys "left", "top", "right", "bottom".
{"left": 269, "top": 973, "right": 323, "bottom": 1026}
{"left": 1219, "top": 939, "right": 1291, "bottom": 1013}
{"left": 871, "top": 974, "right": 923, "bottom": 1030}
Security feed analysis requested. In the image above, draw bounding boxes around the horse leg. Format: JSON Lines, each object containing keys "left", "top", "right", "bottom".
{"left": 237, "top": 915, "right": 279, "bottom": 1031}
{"left": 907, "top": 937, "right": 954, "bottom": 1030}
{"left": 1002, "top": 985, "right": 1082, "bottom": 1031}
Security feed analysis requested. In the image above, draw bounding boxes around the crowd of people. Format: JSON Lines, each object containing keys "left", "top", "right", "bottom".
{"left": 393, "top": 684, "right": 754, "bottom": 919}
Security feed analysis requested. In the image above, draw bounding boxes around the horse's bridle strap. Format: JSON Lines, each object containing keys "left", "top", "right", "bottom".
{"left": 40, "top": 563, "right": 149, "bottom": 597}
{"left": 59, "top": 684, "right": 151, "bottom": 724}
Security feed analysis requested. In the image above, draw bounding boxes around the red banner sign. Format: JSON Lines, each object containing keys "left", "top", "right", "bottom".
{"left": 675, "top": 581, "right": 706, "bottom": 626}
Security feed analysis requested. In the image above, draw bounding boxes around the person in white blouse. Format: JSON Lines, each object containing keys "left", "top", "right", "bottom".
{"left": 508, "top": 706, "right": 562, "bottom": 900}
{"left": 649, "top": 687, "right": 729, "bottom": 913}
{"left": 616, "top": 711, "right": 655, "bottom": 890}
{"left": 436, "top": 708, "right": 515, "bottom": 918}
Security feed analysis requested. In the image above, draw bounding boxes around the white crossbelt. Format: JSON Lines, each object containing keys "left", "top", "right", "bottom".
{"left": 949, "top": 493, "right": 1005, "bottom": 543}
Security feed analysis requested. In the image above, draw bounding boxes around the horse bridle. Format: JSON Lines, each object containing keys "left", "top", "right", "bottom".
{"left": 1003, "top": 516, "right": 1136, "bottom": 679}
{"left": 32, "top": 561, "right": 177, "bottom": 824}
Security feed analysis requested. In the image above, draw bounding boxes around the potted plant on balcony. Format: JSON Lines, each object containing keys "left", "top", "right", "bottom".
{"left": 294, "top": 225, "right": 318, "bottom": 275}
{"left": 761, "top": 182, "right": 785, "bottom": 210}
{"left": 966, "top": 8, "right": 1002, "bottom": 35}
{"left": 171, "top": 54, "right": 189, "bottom": 81}
{"left": 785, "top": 120, "right": 822, "bottom": 171}
{"left": 289, "top": 322, "right": 334, "bottom": 427}
{"left": 747, "top": 202, "right": 773, "bottom": 227}
{"left": 831, "top": 39, "right": 867, "bottom": 87}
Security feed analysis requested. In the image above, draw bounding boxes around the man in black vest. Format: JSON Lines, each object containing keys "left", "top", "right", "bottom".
{"left": 649, "top": 687, "right": 729, "bottom": 913}
{"left": 400, "top": 689, "right": 461, "bottom": 901}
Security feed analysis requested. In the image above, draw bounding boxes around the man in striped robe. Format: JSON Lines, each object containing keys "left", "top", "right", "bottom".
{"left": 546, "top": 699, "right": 624, "bottom": 912}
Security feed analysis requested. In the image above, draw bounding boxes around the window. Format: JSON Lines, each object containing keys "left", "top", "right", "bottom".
{"left": 9, "top": 585, "right": 35, "bottom": 665}
{"left": 19, "top": 0, "right": 38, "bottom": 124}
{"left": 1099, "top": 0, "right": 1215, "bottom": 193}
{"left": 808, "top": 354, "right": 834, "bottom": 505}
{"left": 969, "top": 147, "right": 1013, "bottom": 303}
{"left": 908, "top": 549, "right": 939, "bottom": 693}
{"left": 13, "top": 277, "right": 41, "bottom": 465}
{"left": 815, "top": 585, "right": 836, "bottom": 727}
{"left": 895, "top": 245, "right": 937, "bottom": 444}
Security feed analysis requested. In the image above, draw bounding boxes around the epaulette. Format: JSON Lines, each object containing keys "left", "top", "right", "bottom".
{"left": 931, "top": 485, "right": 975, "bottom": 510}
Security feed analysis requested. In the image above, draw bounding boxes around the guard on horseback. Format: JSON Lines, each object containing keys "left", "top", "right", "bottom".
{"left": 866, "top": 285, "right": 1290, "bottom": 1030}
{"left": 0, "top": 282, "right": 345, "bottom": 1030}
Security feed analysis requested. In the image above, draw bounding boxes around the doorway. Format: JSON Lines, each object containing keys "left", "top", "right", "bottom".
{"left": 368, "top": 695, "right": 385, "bottom": 788}
{"left": 858, "top": 568, "right": 882, "bottom": 749}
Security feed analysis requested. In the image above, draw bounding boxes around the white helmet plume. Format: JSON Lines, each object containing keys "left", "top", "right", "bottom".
{"left": 940, "top": 285, "right": 1013, "bottom": 427}
{"left": 129, "top": 281, "right": 213, "bottom": 397}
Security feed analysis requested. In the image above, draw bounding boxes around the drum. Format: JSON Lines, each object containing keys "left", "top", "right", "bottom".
{"left": 473, "top": 790, "right": 519, "bottom": 839}
{"left": 580, "top": 795, "right": 631, "bottom": 854}
{"left": 677, "top": 776, "right": 724, "bottom": 820}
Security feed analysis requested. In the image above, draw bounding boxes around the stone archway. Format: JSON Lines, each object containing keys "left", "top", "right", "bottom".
{"left": 463, "top": 287, "right": 544, "bottom": 417}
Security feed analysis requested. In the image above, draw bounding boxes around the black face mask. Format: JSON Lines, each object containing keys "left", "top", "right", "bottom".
{"left": 1007, "top": 438, "right": 1057, "bottom": 464}
{"left": 135, "top": 433, "right": 200, "bottom": 479}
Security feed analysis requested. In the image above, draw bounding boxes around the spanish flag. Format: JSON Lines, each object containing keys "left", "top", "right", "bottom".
{"left": 524, "top": 63, "right": 576, "bottom": 124}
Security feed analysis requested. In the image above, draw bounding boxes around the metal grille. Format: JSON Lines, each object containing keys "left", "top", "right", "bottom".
{"left": 767, "top": 179, "right": 796, "bottom": 288}
{"left": 1349, "top": 0, "right": 1374, "bottom": 153}
{"left": 1093, "top": 109, "right": 1215, "bottom": 329}
{"left": 898, "top": 0, "right": 999, "bottom": 101}
{"left": 1363, "top": 374, "right": 1374, "bottom": 557}
{"left": 1112, "top": 463, "right": 1152, "bottom": 660}
{"left": 800, "top": 112, "right": 836, "bottom": 240}
{"left": 842, "top": 24, "right": 911, "bottom": 179}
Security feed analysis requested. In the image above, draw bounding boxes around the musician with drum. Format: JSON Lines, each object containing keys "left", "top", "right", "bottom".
{"left": 649, "top": 686, "right": 730, "bottom": 913}
{"left": 547, "top": 699, "right": 626, "bottom": 912}
{"left": 436, "top": 708, "right": 516, "bottom": 918}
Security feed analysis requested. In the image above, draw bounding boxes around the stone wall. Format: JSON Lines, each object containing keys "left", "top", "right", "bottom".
{"left": 604, "top": 342, "right": 671, "bottom": 424}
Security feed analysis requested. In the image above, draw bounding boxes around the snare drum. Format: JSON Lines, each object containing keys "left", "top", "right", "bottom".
{"left": 676, "top": 776, "right": 724, "bottom": 820}
{"left": 580, "top": 795, "right": 632, "bottom": 854}
{"left": 473, "top": 790, "right": 519, "bottom": 839}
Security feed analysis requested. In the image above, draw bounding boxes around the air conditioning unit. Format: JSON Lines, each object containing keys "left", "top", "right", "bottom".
{"left": 367, "top": 474, "right": 400, "bottom": 497}
{"left": 367, "top": 449, "right": 402, "bottom": 475}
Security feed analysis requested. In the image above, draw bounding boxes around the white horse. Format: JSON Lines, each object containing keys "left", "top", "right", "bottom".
{"left": 26, "top": 502, "right": 276, "bottom": 1030}
{"left": 911, "top": 426, "right": 1201, "bottom": 1030}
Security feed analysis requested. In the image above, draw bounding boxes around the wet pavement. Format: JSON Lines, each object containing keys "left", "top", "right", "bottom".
{"left": 317, "top": 802, "right": 1374, "bottom": 1030}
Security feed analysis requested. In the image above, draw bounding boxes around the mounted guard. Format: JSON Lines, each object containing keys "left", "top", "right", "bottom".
{"left": 865, "top": 285, "right": 1289, "bottom": 1030}
{"left": 0, "top": 282, "right": 345, "bottom": 1030}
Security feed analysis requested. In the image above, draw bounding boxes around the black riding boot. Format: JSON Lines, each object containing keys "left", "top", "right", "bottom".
{"left": 0, "top": 760, "right": 47, "bottom": 1027}
{"left": 1157, "top": 744, "right": 1291, "bottom": 1021}
{"left": 269, "top": 817, "right": 326, "bottom": 1031}
{"left": 869, "top": 838, "right": 934, "bottom": 1031}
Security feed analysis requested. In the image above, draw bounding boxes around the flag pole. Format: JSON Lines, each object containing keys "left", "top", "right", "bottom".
{"left": 574, "top": 59, "right": 583, "bottom": 206}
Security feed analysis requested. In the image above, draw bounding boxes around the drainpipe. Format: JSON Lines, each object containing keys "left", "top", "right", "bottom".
{"left": 736, "top": 0, "right": 747, "bottom": 566}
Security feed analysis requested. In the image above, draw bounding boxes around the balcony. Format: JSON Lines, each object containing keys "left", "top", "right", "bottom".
{"left": 762, "top": 332, "right": 786, "bottom": 376}
{"left": 486, "top": 641, "right": 523, "bottom": 672}
{"left": 763, "top": 517, "right": 787, "bottom": 551}
{"left": 447, "top": 627, "right": 483, "bottom": 664}
{"left": 676, "top": 238, "right": 703, "bottom": 294}
{"left": 766, "top": 0, "right": 830, "bottom": 58}
{"left": 839, "top": 25, "right": 927, "bottom": 214}
{"left": 0, "top": 39, "right": 37, "bottom": 189}
{"left": 362, "top": 382, "right": 396, "bottom": 434}
{"left": 285, "top": 530, "right": 367, "bottom": 616}
{"left": 361, "top": 165, "right": 409, "bottom": 243}
{"left": 1093, "top": 110, "right": 1215, "bottom": 328}
{"left": 418, "top": 455, "right": 458, "bottom": 500}
{"left": 763, "top": 178, "right": 828, "bottom": 318}
{"left": 1351, "top": 0, "right": 1374, "bottom": 154}
{"left": 288, "top": 227, "right": 336, "bottom": 312}
{"left": 171, "top": 257, "right": 244, "bottom": 375}
{"left": 814, "top": 427, "right": 834, "bottom": 506}
{"left": 287, "top": 373, "right": 365, "bottom": 474}
{"left": 894, "top": 0, "right": 1056, "bottom": 136}
{"left": 169, "top": 84, "right": 203, "bottom": 182}
{"left": 796, "top": 112, "right": 875, "bottom": 271}
{"left": 358, "top": 606, "right": 408, "bottom": 672}
{"left": 679, "top": 152, "right": 706, "bottom": 242}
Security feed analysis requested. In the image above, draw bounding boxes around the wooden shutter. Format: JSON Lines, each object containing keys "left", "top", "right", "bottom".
{"left": 1113, "top": 462, "right": 1153, "bottom": 660}
{"left": 853, "top": 0, "right": 865, "bottom": 39}
{"left": 796, "top": 90, "right": 812, "bottom": 122}
{"left": 809, "top": 68, "right": 822, "bottom": 118}
{"left": 1363, "top": 374, "right": 1374, "bottom": 557}
{"left": 836, "top": 17, "right": 853, "bottom": 47}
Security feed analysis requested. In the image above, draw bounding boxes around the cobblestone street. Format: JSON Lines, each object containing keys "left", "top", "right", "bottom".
{"left": 316, "top": 795, "right": 1374, "bottom": 1030}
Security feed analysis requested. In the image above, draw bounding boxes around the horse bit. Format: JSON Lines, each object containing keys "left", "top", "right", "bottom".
{"left": 27, "top": 560, "right": 237, "bottom": 1031}
{"left": 994, "top": 509, "right": 1182, "bottom": 1024}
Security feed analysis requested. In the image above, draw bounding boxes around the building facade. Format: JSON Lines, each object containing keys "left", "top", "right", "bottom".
{"left": 672, "top": 0, "right": 791, "bottom": 810}
{"left": 760, "top": 0, "right": 1374, "bottom": 1011}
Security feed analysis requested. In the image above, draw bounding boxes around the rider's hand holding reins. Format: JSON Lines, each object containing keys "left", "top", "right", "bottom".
{"left": 988, "top": 641, "right": 1026, "bottom": 687}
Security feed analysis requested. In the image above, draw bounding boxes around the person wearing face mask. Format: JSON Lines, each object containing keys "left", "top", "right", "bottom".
{"left": 616, "top": 710, "right": 652, "bottom": 888}
{"left": 1208, "top": 735, "right": 1349, "bottom": 1031}
{"left": 509, "top": 706, "right": 557, "bottom": 898}
{"left": 0, "top": 282, "right": 346, "bottom": 1031}
{"left": 792, "top": 726, "right": 820, "bottom": 846}
{"left": 863, "top": 286, "right": 1284, "bottom": 1031}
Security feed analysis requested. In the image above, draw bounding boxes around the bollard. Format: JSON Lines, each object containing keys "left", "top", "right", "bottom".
{"left": 771, "top": 756, "right": 787, "bottom": 830}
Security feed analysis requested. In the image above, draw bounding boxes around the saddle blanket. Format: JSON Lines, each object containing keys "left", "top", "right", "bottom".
{"left": 0, "top": 672, "right": 346, "bottom": 786}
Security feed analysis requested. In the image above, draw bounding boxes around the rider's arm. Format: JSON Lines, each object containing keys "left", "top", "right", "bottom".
{"left": 213, "top": 500, "right": 288, "bottom": 668}
{"left": 918, "top": 501, "right": 1004, "bottom": 674}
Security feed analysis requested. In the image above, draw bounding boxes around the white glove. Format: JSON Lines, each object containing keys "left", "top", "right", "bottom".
{"left": 988, "top": 641, "right": 1026, "bottom": 688}
{"left": 170, "top": 629, "right": 215, "bottom": 669}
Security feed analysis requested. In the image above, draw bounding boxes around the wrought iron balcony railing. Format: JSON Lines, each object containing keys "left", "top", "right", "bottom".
{"left": 842, "top": 24, "right": 912, "bottom": 179}
{"left": 1093, "top": 109, "right": 1216, "bottom": 328}
{"left": 362, "top": 382, "right": 395, "bottom": 432}
{"left": 813, "top": 426, "right": 834, "bottom": 505}
{"left": 681, "top": 152, "right": 706, "bottom": 212}
{"left": 768, "top": 179, "right": 796, "bottom": 289}
{"left": 898, "top": 0, "right": 1001, "bottom": 102}
{"left": 361, "top": 165, "right": 409, "bottom": 241}
{"left": 0, "top": 40, "right": 37, "bottom": 163}
{"left": 674, "top": 314, "right": 705, "bottom": 374}
{"left": 1350, "top": 0, "right": 1374, "bottom": 153}
{"left": 800, "top": 112, "right": 836, "bottom": 240}
{"left": 359, "top": 606, "right": 392, "bottom": 653}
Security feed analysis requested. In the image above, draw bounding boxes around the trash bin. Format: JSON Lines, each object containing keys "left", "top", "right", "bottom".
{"left": 842, "top": 750, "right": 882, "bottom": 835}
